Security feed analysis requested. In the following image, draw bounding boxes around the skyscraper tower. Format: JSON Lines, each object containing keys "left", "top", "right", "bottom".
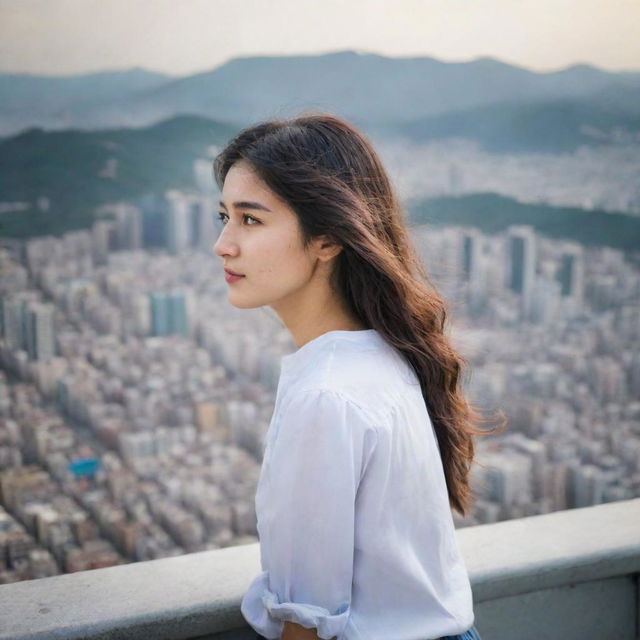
{"left": 165, "top": 191, "right": 192, "bottom": 254}
{"left": 556, "top": 245, "right": 584, "bottom": 298}
{"left": 506, "top": 225, "right": 537, "bottom": 318}
{"left": 462, "top": 230, "right": 482, "bottom": 284}
{"left": 1, "top": 292, "right": 37, "bottom": 352}
{"left": 149, "top": 291, "right": 189, "bottom": 337}
{"left": 25, "top": 303, "right": 55, "bottom": 361}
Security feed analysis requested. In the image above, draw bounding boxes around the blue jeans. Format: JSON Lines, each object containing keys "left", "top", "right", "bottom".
{"left": 439, "top": 624, "right": 482, "bottom": 640}
{"left": 256, "top": 624, "right": 482, "bottom": 639}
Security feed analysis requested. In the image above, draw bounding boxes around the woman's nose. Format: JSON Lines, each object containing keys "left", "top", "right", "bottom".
{"left": 213, "top": 226, "right": 239, "bottom": 258}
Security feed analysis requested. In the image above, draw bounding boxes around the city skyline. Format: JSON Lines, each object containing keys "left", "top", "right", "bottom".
{"left": 1, "top": 0, "right": 639, "bottom": 77}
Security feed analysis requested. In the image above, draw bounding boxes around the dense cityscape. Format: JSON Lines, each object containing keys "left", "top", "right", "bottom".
{"left": 1, "top": 143, "right": 639, "bottom": 585}
{"left": 376, "top": 137, "right": 640, "bottom": 214}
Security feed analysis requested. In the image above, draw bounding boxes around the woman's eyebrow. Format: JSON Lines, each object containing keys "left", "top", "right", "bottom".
{"left": 219, "top": 200, "right": 273, "bottom": 212}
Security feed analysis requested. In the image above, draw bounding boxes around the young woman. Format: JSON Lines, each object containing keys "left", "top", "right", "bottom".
{"left": 212, "top": 112, "right": 503, "bottom": 640}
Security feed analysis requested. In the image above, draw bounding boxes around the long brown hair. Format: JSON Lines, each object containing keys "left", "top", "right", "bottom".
{"left": 213, "top": 111, "right": 506, "bottom": 516}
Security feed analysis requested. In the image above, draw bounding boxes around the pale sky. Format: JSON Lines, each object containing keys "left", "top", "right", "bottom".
{"left": 0, "top": 0, "right": 638, "bottom": 77}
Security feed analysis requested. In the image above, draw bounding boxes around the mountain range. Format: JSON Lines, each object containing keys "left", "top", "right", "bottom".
{"left": 1, "top": 50, "right": 638, "bottom": 244}
{"left": 1, "top": 50, "right": 639, "bottom": 143}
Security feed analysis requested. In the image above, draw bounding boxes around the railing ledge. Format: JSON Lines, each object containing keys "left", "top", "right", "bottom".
{"left": 1, "top": 499, "right": 638, "bottom": 640}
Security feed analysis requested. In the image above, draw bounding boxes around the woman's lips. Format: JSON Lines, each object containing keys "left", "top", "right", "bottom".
{"left": 224, "top": 268, "right": 245, "bottom": 283}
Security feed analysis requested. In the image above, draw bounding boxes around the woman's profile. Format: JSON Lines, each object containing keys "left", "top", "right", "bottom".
{"left": 212, "top": 112, "right": 503, "bottom": 640}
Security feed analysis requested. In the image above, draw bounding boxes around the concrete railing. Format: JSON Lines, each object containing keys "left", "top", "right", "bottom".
{"left": 1, "top": 499, "right": 638, "bottom": 640}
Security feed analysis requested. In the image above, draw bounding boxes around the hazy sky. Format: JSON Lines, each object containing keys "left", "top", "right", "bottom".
{"left": 1, "top": 0, "right": 638, "bottom": 77}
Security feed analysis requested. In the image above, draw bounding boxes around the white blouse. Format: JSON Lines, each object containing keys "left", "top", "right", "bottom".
{"left": 241, "top": 329, "right": 474, "bottom": 640}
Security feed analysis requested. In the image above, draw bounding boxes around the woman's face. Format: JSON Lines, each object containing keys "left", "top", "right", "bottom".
{"left": 213, "top": 160, "right": 322, "bottom": 312}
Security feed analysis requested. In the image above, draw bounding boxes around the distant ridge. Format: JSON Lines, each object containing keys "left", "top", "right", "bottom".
{"left": 394, "top": 96, "right": 640, "bottom": 153}
{"left": 1, "top": 49, "right": 639, "bottom": 136}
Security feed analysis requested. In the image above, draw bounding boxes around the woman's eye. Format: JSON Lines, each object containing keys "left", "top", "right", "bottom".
{"left": 216, "top": 212, "right": 260, "bottom": 226}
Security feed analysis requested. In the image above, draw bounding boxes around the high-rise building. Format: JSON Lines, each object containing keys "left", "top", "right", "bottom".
{"left": 115, "top": 205, "right": 143, "bottom": 250}
{"left": 94, "top": 203, "right": 142, "bottom": 251}
{"left": 556, "top": 245, "right": 584, "bottom": 298}
{"left": 507, "top": 226, "right": 536, "bottom": 295}
{"left": 149, "top": 291, "right": 188, "bottom": 337}
{"left": 165, "top": 191, "right": 192, "bottom": 254}
{"left": 530, "top": 278, "right": 562, "bottom": 325}
{"left": 164, "top": 191, "right": 216, "bottom": 253}
{"left": 91, "top": 220, "right": 114, "bottom": 265}
{"left": 25, "top": 303, "right": 55, "bottom": 361}
{"left": 1, "top": 297, "right": 25, "bottom": 350}
{"left": 462, "top": 230, "right": 482, "bottom": 284}
{"left": 137, "top": 193, "right": 168, "bottom": 249}
{"left": 506, "top": 225, "right": 537, "bottom": 317}
{"left": 193, "top": 150, "right": 219, "bottom": 194}
{"left": 169, "top": 292, "right": 188, "bottom": 337}
{"left": 1, "top": 292, "right": 37, "bottom": 351}
{"left": 189, "top": 197, "right": 216, "bottom": 251}
{"left": 150, "top": 293, "right": 170, "bottom": 336}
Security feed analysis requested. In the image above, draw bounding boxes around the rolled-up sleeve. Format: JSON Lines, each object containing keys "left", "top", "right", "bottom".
{"left": 241, "top": 388, "right": 378, "bottom": 640}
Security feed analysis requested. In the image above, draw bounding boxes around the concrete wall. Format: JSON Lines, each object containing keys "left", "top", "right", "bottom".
{"left": 1, "top": 499, "right": 638, "bottom": 640}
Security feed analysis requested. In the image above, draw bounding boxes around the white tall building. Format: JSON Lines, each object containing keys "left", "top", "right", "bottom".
{"left": 1, "top": 292, "right": 37, "bottom": 351}
{"left": 165, "top": 191, "right": 192, "bottom": 254}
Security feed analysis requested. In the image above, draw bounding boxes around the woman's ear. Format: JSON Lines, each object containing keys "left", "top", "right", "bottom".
{"left": 313, "top": 235, "right": 343, "bottom": 263}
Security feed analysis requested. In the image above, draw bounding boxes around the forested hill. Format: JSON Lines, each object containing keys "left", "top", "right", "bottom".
{"left": 0, "top": 115, "right": 235, "bottom": 237}
{"left": 1, "top": 113, "right": 638, "bottom": 252}
{"left": 408, "top": 193, "right": 640, "bottom": 252}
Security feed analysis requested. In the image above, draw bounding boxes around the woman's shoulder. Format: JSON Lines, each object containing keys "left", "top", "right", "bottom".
{"left": 277, "top": 333, "right": 422, "bottom": 426}
{"left": 313, "top": 344, "right": 415, "bottom": 400}
{"left": 281, "top": 380, "right": 395, "bottom": 430}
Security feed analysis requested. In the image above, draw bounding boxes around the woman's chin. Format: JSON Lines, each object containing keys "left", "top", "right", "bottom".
{"left": 226, "top": 293, "right": 264, "bottom": 310}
